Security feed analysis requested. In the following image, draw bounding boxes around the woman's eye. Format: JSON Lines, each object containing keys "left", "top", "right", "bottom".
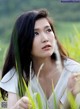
{"left": 46, "top": 28, "right": 52, "bottom": 32}
{"left": 34, "top": 32, "right": 39, "bottom": 36}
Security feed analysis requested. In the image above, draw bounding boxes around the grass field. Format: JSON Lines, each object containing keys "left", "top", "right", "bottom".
{"left": 55, "top": 21, "right": 80, "bottom": 38}
{"left": 0, "top": 21, "right": 80, "bottom": 70}
{"left": 0, "top": 41, "right": 8, "bottom": 70}
{"left": 0, "top": 21, "right": 80, "bottom": 109}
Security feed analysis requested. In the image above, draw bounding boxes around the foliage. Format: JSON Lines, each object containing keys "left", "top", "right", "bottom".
{"left": 1, "top": 22, "right": 80, "bottom": 69}
{"left": 0, "top": 0, "right": 80, "bottom": 21}
{"left": 61, "top": 25, "right": 80, "bottom": 62}
{"left": 12, "top": 25, "right": 80, "bottom": 109}
{"left": 0, "top": 0, "right": 80, "bottom": 44}
{"left": 0, "top": 41, "right": 8, "bottom": 69}
{"left": 67, "top": 91, "right": 78, "bottom": 109}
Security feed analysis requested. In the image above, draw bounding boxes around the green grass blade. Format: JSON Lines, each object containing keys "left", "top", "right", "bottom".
{"left": 35, "top": 93, "right": 43, "bottom": 109}
{"left": 52, "top": 81, "right": 57, "bottom": 109}
{"left": 22, "top": 79, "right": 37, "bottom": 109}
{"left": 67, "top": 91, "right": 78, "bottom": 109}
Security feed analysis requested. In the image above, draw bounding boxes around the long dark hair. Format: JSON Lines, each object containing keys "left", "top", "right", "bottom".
{"left": 0, "top": 9, "right": 68, "bottom": 99}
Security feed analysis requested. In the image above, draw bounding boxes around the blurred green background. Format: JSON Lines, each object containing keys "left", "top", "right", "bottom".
{"left": 0, "top": 0, "right": 80, "bottom": 69}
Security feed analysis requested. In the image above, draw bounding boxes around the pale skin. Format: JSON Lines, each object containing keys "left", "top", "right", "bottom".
{"left": 7, "top": 18, "right": 80, "bottom": 109}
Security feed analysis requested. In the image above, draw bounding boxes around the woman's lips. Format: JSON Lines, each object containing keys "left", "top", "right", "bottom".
{"left": 42, "top": 45, "right": 51, "bottom": 50}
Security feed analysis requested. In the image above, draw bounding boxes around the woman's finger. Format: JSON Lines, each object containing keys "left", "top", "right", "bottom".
{"left": 73, "top": 83, "right": 80, "bottom": 96}
{"left": 22, "top": 96, "right": 31, "bottom": 105}
{"left": 19, "top": 100, "right": 28, "bottom": 109}
{"left": 73, "top": 73, "right": 80, "bottom": 76}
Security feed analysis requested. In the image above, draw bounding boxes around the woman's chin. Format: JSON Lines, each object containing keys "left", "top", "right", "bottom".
{"left": 41, "top": 53, "right": 53, "bottom": 58}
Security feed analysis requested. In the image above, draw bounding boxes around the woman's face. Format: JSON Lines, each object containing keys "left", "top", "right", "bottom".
{"left": 31, "top": 18, "right": 55, "bottom": 59}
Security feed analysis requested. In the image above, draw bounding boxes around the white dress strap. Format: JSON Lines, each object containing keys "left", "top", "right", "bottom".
{"left": 0, "top": 68, "right": 18, "bottom": 93}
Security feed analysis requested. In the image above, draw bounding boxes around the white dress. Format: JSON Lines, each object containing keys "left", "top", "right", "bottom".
{"left": 0, "top": 58, "right": 80, "bottom": 109}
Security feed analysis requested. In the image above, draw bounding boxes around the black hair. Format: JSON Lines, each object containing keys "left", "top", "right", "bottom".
{"left": 0, "top": 9, "right": 68, "bottom": 99}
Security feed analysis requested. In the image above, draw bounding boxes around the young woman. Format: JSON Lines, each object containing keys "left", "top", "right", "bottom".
{"left": 0, "top": 9, "right": 80, "bottom": 109}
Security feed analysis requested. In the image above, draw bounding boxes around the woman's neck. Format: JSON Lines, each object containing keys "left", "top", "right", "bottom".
{"left": 32, "top": 57, "right": 56, "bottom": 77}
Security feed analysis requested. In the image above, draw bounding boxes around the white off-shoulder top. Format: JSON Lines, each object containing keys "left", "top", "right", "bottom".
{"left": 0, "top": 58, "right": 80, "bottom": 109}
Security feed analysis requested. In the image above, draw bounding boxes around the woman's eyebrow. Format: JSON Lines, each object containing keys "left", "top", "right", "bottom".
{"left": 34, "top": 26, "right": 51, "bottom": 31}
{"left": 34, "top": 28, "right": 39, "bottom": 31}
{"left": 44, "top": 26, "right": 51, "bottom": 29}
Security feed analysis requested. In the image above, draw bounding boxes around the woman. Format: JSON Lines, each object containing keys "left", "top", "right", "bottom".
{"left": 0, "top": 9, "right": 80, "bottom": 109}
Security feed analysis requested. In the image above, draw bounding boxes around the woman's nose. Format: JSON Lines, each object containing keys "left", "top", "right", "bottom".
{"left": 41, "top": 33, "right": 49, "bottom": 43}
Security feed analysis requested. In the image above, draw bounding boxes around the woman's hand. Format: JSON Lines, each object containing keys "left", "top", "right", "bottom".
{"left": 15, "top": 96, "right": 32, "bottom": 109}
{"left": 61, "top": 73, "right": 80, "bottom": 109}
{"left": 67, "top": 73, "right": 80, "bottom": 97}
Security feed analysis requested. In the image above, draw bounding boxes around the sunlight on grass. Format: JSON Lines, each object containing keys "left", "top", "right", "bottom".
{"left": 61, "top": 25, "right": 80, "bottom": 62}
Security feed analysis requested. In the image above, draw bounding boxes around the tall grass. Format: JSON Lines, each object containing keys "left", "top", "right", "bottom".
{"left": 0, "top": 25, "right": 80, "bottom": 109}
{"left": 61, "top": 25, "right": 80, "bottom": 62}
{"left": 0, "top": 41, "right": 8, "bottom": 69}
{"left": 13, "top": 26, "right": 80, "bottom": 109}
